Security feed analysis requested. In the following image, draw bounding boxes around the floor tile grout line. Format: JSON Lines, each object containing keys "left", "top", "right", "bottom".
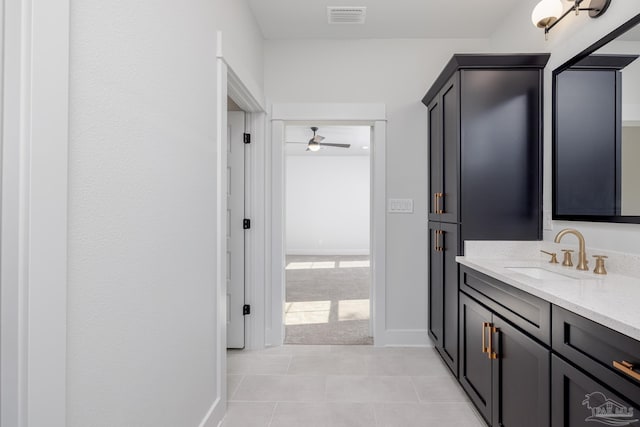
{"left": 285, "top": 352, "right": 293, "bottom": 374}
{"left": 409, "top": 375, "right": 422, "bottom": 403}
{"left": 228, "top": 374, "right": 245, "bottom": 401}
{"left": 371, "top": 402, "right": 380, "bottom": 427}
{"left": 266, "top": 401, "right": 278, "bottom": 427}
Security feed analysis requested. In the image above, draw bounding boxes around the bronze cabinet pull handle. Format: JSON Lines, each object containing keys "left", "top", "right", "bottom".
{"left": 434, "top": 230, "right": 443, "bottom": 252}
{"left": 488, "top": 326, "right": 499, "bottom": 360}
{"left": 434, "top": 230, "right": 444, "bottom": 252}
{"left": 433, "top": 192, "right": 445, "bottom": 214}
{"left": 613, "top": 360, "right": 640, "bottom": 381}
{"left": 482, "top": 322, "right": 490, "bottom": 353}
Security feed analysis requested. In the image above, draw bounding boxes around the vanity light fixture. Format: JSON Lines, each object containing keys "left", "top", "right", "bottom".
{"left": 531, "top": 0, "right": 612, "bottom": 39}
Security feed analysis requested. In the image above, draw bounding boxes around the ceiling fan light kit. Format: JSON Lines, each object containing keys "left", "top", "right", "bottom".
{"left": 308, "top": 141, "right": 321, "bottom": 152}
{"left": 287, "top": 126, "right": 352, "bottom": 152}
{"left": 531, "top": 0, "right": 612, "bottom": 39}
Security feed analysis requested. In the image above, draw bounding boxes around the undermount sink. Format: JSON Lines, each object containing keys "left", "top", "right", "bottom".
{"left": 505, "top": 267, "right": 579, "bottom": 281}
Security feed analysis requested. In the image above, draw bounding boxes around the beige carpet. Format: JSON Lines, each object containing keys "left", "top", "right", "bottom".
{"left": 284, "top": 255, "right": 373, "bottom": 345}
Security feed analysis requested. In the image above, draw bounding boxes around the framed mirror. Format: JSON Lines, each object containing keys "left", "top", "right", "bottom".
{"left": 553, "top": 13, "right": 640, "bottom": 223}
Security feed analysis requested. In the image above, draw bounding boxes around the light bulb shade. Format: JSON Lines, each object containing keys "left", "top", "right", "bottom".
{"left": 308, "top": 142, "right": 321, "bottom": 152}
{"left": 531, "top": 0, "right": 563, "bottom": 28}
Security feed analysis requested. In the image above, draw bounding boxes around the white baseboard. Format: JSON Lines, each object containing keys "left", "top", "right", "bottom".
{"left": 375, "top": 329, "right": 432, "bottom": 347}
{"left": 198, "top": 397, "right": 225, "bottom": 427}
{"left": 286, "top": 249, "right": 370, "bottom": 256}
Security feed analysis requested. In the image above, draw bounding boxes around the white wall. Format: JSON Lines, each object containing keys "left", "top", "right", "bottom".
{"left": 286, "top": 155, "right": 370, "bottom": 255}
{"left": 622, "top": 126, "right": 640, "bottom": 215}
{"left": 490, "top": 1, "right": 640, "bottom": 254}
{"left": 617, "top": 41, "right": 640, "bottom": 122}
{"left": 265, "top": 38, "right": 489, "bottom": 334}
{"left": 596, "top": 40, "right": 640, "bottom": 122}
{"left": 67, "top": 1, "right": 263, "bottom": 426}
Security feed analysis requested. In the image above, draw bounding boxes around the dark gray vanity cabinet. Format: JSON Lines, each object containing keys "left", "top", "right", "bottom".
{"left": 423, "top": 54, "right": 549, "bottom": 378}
{"left": 459, "top": 267, "right": 551, "bottom": 427}
{"left": 458, "top": 264, "right": 640, "bottom": 427}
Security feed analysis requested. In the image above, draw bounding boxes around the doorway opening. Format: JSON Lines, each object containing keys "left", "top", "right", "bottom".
{"left": 283, "top": 125, "right": 372, "bottom": 345}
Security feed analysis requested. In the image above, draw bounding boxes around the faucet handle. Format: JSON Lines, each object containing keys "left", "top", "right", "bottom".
{"left": 593, "top": 255, "right": 608, "bottom": 275}
{"left": 561, "top": 249, "right": 574, "bottom": 267}
{"left": 540, "top": 250, "right": 559, "bottom": 264}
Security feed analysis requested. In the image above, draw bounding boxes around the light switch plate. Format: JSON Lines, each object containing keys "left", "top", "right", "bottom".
{"left": 388, "top": 198, "right": 414, "bottom": 213}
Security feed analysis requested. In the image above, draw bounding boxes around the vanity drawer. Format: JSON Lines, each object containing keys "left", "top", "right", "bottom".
{"left": 459, "top": 266, "right": 551, "bottom": 345}
{"left": 552, "top": 305, "right": 640, "bottom": 397}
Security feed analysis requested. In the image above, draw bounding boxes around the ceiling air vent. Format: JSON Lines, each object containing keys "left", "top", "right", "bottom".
{"left": 327, "top": 6, "right": 367, "bottom": 24}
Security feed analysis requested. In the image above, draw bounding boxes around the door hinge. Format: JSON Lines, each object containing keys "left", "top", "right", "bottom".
{"left": 243, "top": 218, "right": 251, "bottom": 230}
{"left": 243, "top": 133, "right": 251, "bottom": 144}
{"left": 243, "top": 304, "right": 251, "bottom": 315}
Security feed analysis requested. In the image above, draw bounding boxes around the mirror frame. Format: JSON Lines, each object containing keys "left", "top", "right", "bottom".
{"left": 552, "top": 12, "right": 640, "bottom": 224}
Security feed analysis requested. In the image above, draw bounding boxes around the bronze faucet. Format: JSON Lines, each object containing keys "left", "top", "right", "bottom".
{"left": 554, "top": 228, "right": 589, "bottom": 271}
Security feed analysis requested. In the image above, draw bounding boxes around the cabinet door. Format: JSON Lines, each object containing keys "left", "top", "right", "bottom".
{"left": 440, "top": 222, "right": 459, "bottom": 376}
{"left": 492, "top": 316, "right": 550, "bottom": 427}
{"left": 440, "top": 75, "right": 459, "bottom": 224}
{"left": 552, "top": 355, "right": 640, "bottom": 427}
{"left": 459, "top": 292, "right": 493, "bottom": 424}
{"left": 428, "top": 74, "right": 459, "bottom": 223}
{"left": 428, "top": 222, "right": 443, "bottom": 348}
{"left": 428, "top": 97, "right": 443, "bottom": 222}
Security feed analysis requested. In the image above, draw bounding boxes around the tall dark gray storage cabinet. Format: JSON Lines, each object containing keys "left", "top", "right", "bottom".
{"left": 422, "top": 54, "right": 549, "bottom": 376}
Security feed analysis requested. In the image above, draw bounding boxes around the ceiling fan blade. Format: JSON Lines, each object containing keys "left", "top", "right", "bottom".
{"left": 286, "top": 141, "right": 309, "bottom": 144}
{"left": 311, "top": 135, "right": 325, "bottom": 143}
{"left": 319, "top": 143, "right": 351, "bottom": 148}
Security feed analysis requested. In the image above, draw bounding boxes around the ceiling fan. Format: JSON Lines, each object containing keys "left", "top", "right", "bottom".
{"left": 287, "top": 127, "right": 351, "bottom": 152}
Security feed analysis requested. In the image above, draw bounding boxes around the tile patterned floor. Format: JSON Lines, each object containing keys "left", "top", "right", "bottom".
{"left": 223, "top": 345, "right": 486, "bottom": 427}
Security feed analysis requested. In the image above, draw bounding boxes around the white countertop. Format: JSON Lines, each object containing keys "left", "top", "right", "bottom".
{"left": 457, "top": 256, "right": 640, "bottom": 342}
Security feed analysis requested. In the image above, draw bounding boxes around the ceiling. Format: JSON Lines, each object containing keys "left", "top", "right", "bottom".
{"left": 247, "top": 0, "right": 523, "bottom": 40}
{"left": 285, "top": 125, "right": 371, "bottom": 156}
